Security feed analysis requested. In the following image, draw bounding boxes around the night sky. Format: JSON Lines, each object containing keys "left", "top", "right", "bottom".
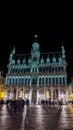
{"left": 0, "top": 1, "right": 73, "bottom": 83}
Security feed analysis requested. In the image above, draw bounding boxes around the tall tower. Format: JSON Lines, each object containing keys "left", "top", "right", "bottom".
{"left": 31, "top": 34, "right": 40, "bottom": 65}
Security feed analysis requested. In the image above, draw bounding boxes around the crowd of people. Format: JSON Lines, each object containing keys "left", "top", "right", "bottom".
{"left": 2, "top": 98, "right": 30, "bottom": 112}
{"left": 38, "top": 99, "right": 64, "bottom": 111}
{"left": 0, "top": 98, "right": 68, "bottom": 112}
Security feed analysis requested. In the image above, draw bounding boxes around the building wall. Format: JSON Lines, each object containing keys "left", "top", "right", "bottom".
{"left": 0, "top": 73, "right": 5, "bottom": 100}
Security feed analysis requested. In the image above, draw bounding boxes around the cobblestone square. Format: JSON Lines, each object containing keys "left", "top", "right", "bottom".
{"left": 0, "top": 104, "right": 73, "bottom": 130}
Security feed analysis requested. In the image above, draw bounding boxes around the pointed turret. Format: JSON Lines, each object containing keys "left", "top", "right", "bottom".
{"left": 46, "top": 54, "right": 50, "bottom": 64}
{"left": 61, "top": 42, "right": 66, "bottom": 63}
{"left": 58, "top": 53, "right": 62, "bottom": 63}
{"left": 9, "top": 45, "right": 16, "bottom": 65}
{"left": 52, "top": 54, "right": 56, "bottom": 63}
{"left": 12, "top": 45, "right": 15, "bottom": 55}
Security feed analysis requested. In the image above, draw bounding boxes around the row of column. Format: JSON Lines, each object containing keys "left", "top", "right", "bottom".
{"left": 4, "top": 87, "right": 67, "bottom": 103}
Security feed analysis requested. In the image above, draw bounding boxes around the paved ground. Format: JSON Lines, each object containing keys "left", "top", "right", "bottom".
{"left": 0, "top": 104, "right": 73, "bottom": 130}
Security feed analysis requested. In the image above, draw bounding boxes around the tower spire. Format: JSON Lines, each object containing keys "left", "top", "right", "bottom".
{"left": 61, "top": 42, "right": 66, "bottom": 63}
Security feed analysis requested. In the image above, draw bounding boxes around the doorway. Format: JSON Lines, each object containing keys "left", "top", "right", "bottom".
{"left": 32, "top": 88, "right": 37, "bottom": 104}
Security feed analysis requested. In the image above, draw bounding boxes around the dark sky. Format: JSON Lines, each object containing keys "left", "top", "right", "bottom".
{"left": 0, "top": 1, "right": 73, "bottom": 83}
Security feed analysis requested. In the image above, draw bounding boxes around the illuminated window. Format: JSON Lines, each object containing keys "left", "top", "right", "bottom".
{"left": 16, "top": 78, "right": 17, "bottom": 84}
{"left": 22, "top": 78, "right": 24, "bottom": 84}
{"left": 19, "top": 78, "right": 22, "bottom": 85}
{"left": 42, "top": 77, "right": 44, "bottom": 84}
{"left": 63, "top": 77, "right": 65, "bottom": 84}
{"left": 7, "top": 78, "right": 10, "bottom": 84}
{"left": 49, "top": 77, "right": 51, "bottom": 84}
{"left": 56, "top": 77, "right": 58, "bottom": 84}
{"left": 25, "top": 78, "right": 27, "bottom": 85}
{"left": 59, "top": 77, "right": 62, "bottom": 84}
{"left": 28, "top": 78, "right": 30, "bottom": 85}
{"left": 46, "top": 77, "right": 48, "bottom": 84}
{"left": 39, "top": 77, "right": 41, "bottom": 84}
{"left": 52, "top": 77, "right": 55, "bottom": 84}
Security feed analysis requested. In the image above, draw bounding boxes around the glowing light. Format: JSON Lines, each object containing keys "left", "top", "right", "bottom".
{"left": 61, "top": 94, "right": 63, "bottom": 98}
{"left": 19, "top": 91, "right": 22, "bottom": 98}
{"left": 0, "top": 85, "right": 5, "bottom": 99}
{"left": 34, "top": 34, "right": 38, "bottom": 38}
{"left": 46, "top": 91, "right": 51, "bottom": 99}
{"left": 25, "top": 94, "right": 29, "bottom": 98}
{"left": 5, "top": 95, "right": 7, "bottom": 98}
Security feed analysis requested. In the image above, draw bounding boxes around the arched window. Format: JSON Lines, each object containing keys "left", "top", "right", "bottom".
{"left": 16, "top": 78, "right": 17, "bottom": 84}
{"left": 28, "top": 78, "right": 30, "bottom": 85}
{"left": 63, "top": 77, "right": 65, "bottom": 84}
{"left": 33, "top": 68, "right": 34, "bottom": 72}
{"left": 46, "top": 77, "right": 48, "bottom": 84}
{"left": 39, "top": 77, "right": 41, "bottom": 85}
{"left": 35, "top": 67, "right": 37, "bottom": 73}
{"left": 13, "top": 78, "right": 14, "bottom": 85}
{"left": 42, "top": 77, "right": 44, "bottom": 84}
{"left": 14, "top": 78, "right": 16, "bottom": 84}
{"left": 52, "top": 77, "right": 55, "bottom": 84}
{"left": 19, "top": 78, "right": 22, "bottom": 85}
{"left": 9, "top": 78, "right": 11, "bottom": 84}
{"left": 59, "top": 77, "right": 62, "bottom": 84}
{"left": 49, "top": 77, "right": 51, "bottom": 84}
{"left": 25, "top": 78, "right": 27, "bottom": 85}
{"left": 22, "top": 78, "right": 24, "bottom": 85}
{"left": 56, "top": 77, "right": 58, "bottom": 84}
{"left": 7, "top": 78, "right": 9, "bottom": 84}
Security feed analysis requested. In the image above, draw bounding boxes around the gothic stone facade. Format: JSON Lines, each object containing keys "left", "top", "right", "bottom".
{"left": 6, "top": 35, "right": 67, "bottom": 104}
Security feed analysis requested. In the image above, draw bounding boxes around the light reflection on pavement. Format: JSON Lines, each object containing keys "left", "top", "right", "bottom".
{"left": 0, "top": 104, "right": 73, "bottom": 130}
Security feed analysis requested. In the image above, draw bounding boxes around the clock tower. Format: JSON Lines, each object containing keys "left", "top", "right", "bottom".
{"left": 31, "top": 34, "right": 40, "bottom": 65}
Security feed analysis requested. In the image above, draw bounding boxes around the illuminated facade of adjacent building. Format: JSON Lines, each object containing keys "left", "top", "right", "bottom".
{"left": 5, "top": 35, "right": 68, "bottom": 103}
{"left": 0, "top": 71, "right": 5, "bottom": 100}
{"left": 68, "top": 77, "right": 73, "bottom": 100}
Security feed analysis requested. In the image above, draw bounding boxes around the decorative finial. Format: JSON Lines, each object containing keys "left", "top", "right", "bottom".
{"left": 34, "top": 34, "right": 38, "bottom": 38}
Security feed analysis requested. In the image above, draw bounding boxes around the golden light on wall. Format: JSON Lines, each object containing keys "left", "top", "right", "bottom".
{"left": 19, "top": 91, "right": 22, "bottom": 98}
{"left": 46, "top": 90, "right": 51, "bottom": 99}
{"left": 0, "top": 85, "right": 5, "bottom": 99}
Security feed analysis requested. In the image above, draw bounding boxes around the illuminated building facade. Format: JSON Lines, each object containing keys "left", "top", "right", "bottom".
{"left": 68, "top": 77, "right": 73, "bottom": 100}
{"left": 6, "top": 35, "right": 68, "bottom": 103}
{"left": 0, "top": 71, "right": 5, "bottom": 100}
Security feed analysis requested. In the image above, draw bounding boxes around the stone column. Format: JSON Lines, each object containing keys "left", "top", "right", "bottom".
{"left": 58, "top": 88, "right": 60, "bottom": 101}
{"left": 5, "top": 90, "right": 8, "bottom": 101}
{"left": 10, "top": 87, "right": 12, "bottom": 99}
{"left": 22, "top": 86, "right": 25, "bottom": 99}
{"left": 44, "top": 88, "right": 45, "bottom": 100}
{"left": 16, "top": 87, "right": 18, "bottom": 99}
{"left": 51, "top": 89, "right": 53, "bottom": 101}
{"left": 37, "top": 89, "right": 39, "bottom": 104}
{"left": 29, "top": 89, "right": 32, "bottom": 104}
{"left": 37, "top": 77, "right": 39, "bottom": 87}
{"left": 66, "top": 89, "right": 68, "bottom": 102}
